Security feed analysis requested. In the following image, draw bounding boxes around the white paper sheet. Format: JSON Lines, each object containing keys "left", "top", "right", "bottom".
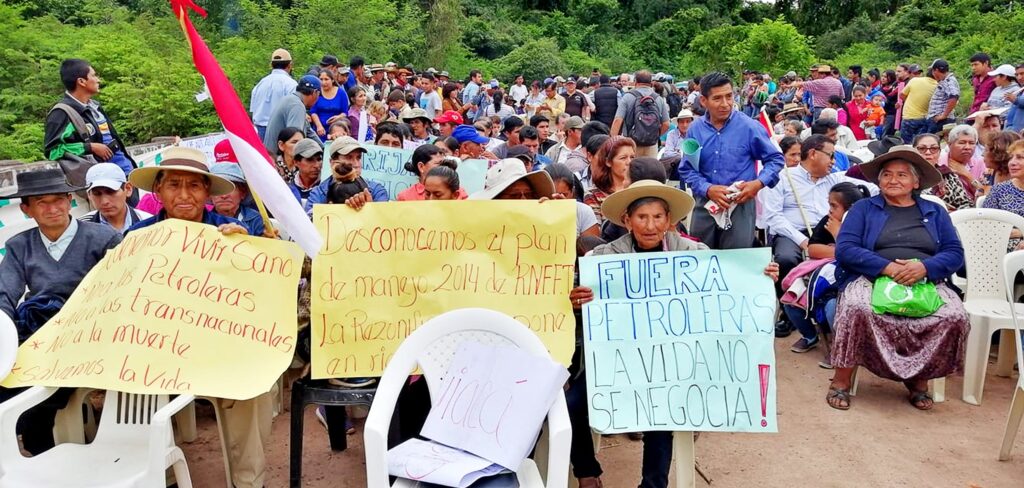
{"left": 388, "top": 438, "right": 507, "bottom": 488}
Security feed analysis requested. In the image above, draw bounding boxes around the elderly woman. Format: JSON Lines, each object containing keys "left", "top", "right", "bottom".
{"left": 940, "top": 124, "right": 986, "bottom": 187}
{"left": 913, "top": 133, "right": 972, "bottom": 211}
{"left": 827, "top": 145, "right": 968, "bottom": 411}
{"left": 583, "top": 136, "right": 635, "bottom": 225}
{"left": 397, "top": 144, "right": 467, "bottom": 201}
{"left": 568, "top": 180, "right": 778, "bottom": 488}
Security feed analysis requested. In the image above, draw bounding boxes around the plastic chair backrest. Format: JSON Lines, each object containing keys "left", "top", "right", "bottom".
{"left": 950, "top": 208, "right": 1024, "bottom": 302}
{"left": 93, "top": 391, "right": 171, "bottom": 444}
{"left": 920, "top": 193, "right": 948, "bottom": 211}
{"left": 1003, "top": 251, "right": 1024, "bottom": 390}
{"left": 0, "top": 313, "right": 16, "bottom": 381}
{"left": 976, "top": 194, "right": 987, "bottom": 209}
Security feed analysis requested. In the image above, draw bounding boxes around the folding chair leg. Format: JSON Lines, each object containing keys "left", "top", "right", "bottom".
{"left": 999, "top": 387, "right": 1024, "bottom": 461}
{"left": 171, "top": 458, "right": 194, "bottom": 488}
{"left": 929, "top": 377, "right": 946, "bottom": 403}
{"left": 996, "top": 330, "right": 1018, "bottom": 377}
{"left": 673, "top": 431, "right": 695, "bottom": 488}
{"left": 962, "top": 324, "right": 992, "bottom": 405}
{"left": 175, "top": 401, "right": 198, "bottom": 443}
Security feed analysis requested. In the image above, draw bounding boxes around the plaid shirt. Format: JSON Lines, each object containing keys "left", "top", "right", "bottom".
{"left": 927, "top": 74, "right": 960, "bottom": 119}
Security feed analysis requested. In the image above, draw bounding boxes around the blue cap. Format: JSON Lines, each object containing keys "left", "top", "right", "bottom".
{"left": 210, "top": 162, "right": 247, "bottom": 184}
{"left": 298, "top": 74, "right": 321, "bottom": 92}
{"left": 452, "top": 125, "right": 489, "bottom": 145}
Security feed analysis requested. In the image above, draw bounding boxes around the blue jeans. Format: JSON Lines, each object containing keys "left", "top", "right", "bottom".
{"left": 256, "top": 125, "right": 267, "bottom": 141}
{"left": 900, "top": 118, "right": 927, "bottom": 143}
{"left": 783, "top": 298, "right": 837, "bottom": 340}
{"left": 565, "top": 372, "right": 602, "bottom": 479}
{"left": 640, "top": 431, "right": 673, "bottom": 488}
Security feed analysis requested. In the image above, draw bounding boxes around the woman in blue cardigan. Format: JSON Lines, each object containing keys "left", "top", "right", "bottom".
{"left": 827, "top": 145, "right": 969, "bottom": 411}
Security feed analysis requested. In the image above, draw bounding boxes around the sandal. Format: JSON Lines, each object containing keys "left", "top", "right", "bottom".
{"left": 908, "top": 390, "right": 934, "bottom": 411}
{"left": 826, "top": 386, "right": 851, "bottom": 410}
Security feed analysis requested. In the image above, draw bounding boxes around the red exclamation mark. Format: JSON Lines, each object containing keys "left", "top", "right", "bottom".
{"left": 758, "top": 364, "right": 770, "bottom": 428}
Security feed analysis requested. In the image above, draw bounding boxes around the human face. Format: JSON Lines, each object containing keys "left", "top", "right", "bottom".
{"left": 784, "top": 124, "right": 798, "bottom": 137}
{"left": 472, "top": 73, "right": 482, "bottom": 84}
{"left": 608, "top": 146, "right": 635, "bottom": 182}
{"left": 328, "top": 124, "right": 349, "bottom": 140}
{"left": 296, "top": 154, "right": 323, "bottom": 182}
{"left": 949, "top": 135, "right": 977, "bottom": 164}
{"left": 417, "top": 153, "right": 446, "bottom": 182}
{"left": 554, "top": 180, "right": 575, "bottom": 200}
{"left": 878, "top": 161, "right": 919, "bottom": 200}
{"left": 982, "top": 115, "right": 1002, "bottom": 135}
{"left": 319, "top": 72, "right": 334, "bottom": 90}
{"left": 521, "top": 138, "right": 539, "bottom": 156}
{"left": 377, "top": 132, "right": 402, "bottom": 148}
{"left": 1017, "top": 67, "right": 1024, "bottom": 86}
{"left": 212, "top": 185, "right": 245, "bottom": 218}
{"left": 331, "top": 151, "right": 364, "bottom": 171}
{"left": 852, "top": 90, "right": 866, "bottom": 104}
{"left": 701, "top": 84, "right": 734, "bottom": 123}
{"left": 1008, "top": 149, "right": 1024, "bottom": 179}
{"left": 784, "top": 143, "right": 801, "bottom": 167}
{"left": 807, "top": 143, "right": 835, "bottom": 177}
{"left": 545, "top": 86, "right": 556, "bottom": 98}
{"left": 872, "top": 95, "right": 884, "bottom": 106}
{"left": 278, "top": 132, "right": 304, "bottom": 163}
{"left": 623, "top": 201, "right": 672, "bottom": 251}
{"left": 87, "top": 185, "right": 130, "bottom": 221}
{"left": 970, "top": 60, "right": 989, "bottom": 77}
{"left": 353, "top": 90, "right": 367, "bottom": 108}
{"left": 154, "top": 171, "right": 210, "bottom": 222}
{"left": 827, "top": 192, "right": 846, "bottom": 221}
{"left": 434, "top": 139, "right": 453, "bottom": 156}
{"left": 440, "top": 122, "right": 456, "bottom": 138}
{"left": 497, "top": 179, "right": 535, "bottom": 200}
{"left": 423, "top": 175, "right": 456, "bottom": 200}
{"left": 535, "top": 121, "right": 550, "bottom": 140}
{"left": 825, "top": 128, "right": 838, "bottom": 142}
{"left": 896, "top": 66, "right": 908, "bottom": 81}
{"left": 77, "top": 67, "right": 101, "bottom": 95}
{"left": 409, "top": 119, "right": 428, "bottom": 138}
{"left": 461, "top": 141, "right": 483, "bottom": 158}
{"left": 676, "top": 118, "right": 692, "bottom": 136}
{"left": 506, "top": 126, "right": 522, "bottom": 146}
{"left": 20, "top": 194, "right": 72, "bottom": 232}
{"left": 914, "top": 136, "right": 941, "bottom": 165}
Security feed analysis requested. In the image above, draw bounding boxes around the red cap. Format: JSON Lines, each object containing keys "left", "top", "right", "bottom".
{"left": 214, "top": 139, "right": 238, "bottom": 163}
{"left": 434, "top": 110, "right": 464, "bottom": 125}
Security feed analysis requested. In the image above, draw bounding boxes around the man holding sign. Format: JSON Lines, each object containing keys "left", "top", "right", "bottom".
{"left": 570, "top": 180, "right": 779, "bottom": 488}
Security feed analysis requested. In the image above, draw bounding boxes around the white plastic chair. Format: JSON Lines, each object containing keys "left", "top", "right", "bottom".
{"left": 999, "top": 250, "right": 1024, "bottom": 460}
{"left": 919, "top": 193, "right": 949, "bottom": 211}
{"left": 363, "top": 308, "right": 571, "bottom": 488}
{"left": 950, "top": 208, "right": 1024, "bottom": 405}
{"left": 0, "top": 313, "right": 15, "bottom": 381}
{"left": 0, "top": 387, "right": 194, "bottom": 487}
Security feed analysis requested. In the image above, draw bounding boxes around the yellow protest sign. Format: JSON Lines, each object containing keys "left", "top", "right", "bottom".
{"left": 2, "top": 219, "right": 303, "bottom": 400}
{"left": 311, "top": 200, "right": 577, "bottom": 378}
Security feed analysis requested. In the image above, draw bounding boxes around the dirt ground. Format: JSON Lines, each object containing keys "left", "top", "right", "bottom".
{"left": 180, "top": 338, "right": 1024, "bottom": 487}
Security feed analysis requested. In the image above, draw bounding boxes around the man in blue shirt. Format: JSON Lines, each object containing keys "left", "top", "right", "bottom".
{"left": 250, "top": 49, "right": 297, "bottom": 140}
{"left": 677, "top": 71, "right": 784, "bottom": 250}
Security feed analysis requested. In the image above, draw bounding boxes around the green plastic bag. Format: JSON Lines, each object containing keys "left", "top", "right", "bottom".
{"left": 871, "top": 276, "right": 945, "bottom": 318}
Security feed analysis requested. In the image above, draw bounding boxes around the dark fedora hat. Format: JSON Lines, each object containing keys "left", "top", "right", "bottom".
{"left": 0, "top": 167, "right": 85, "bottom": 200}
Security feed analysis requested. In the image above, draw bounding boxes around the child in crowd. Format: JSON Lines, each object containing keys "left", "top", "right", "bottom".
{"left": 864, "top": 94, "right": 887, "bottom": 139}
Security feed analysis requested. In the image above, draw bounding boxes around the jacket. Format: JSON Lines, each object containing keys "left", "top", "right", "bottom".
{"left": 592, "top": 85, "right": 619, "bottom": 128}
{"left": 835, "top": 195, "right": 964, "bottom": 288}
{"left": 592, "top": 231, "right": 709, "bottom": 256}
{"left": 43, "top": 93, "right": 135, "bottom": 166}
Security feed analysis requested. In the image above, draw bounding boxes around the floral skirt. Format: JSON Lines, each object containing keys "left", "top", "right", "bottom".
{"left": 831, "top": 277, "right": 970, "bottom": 381}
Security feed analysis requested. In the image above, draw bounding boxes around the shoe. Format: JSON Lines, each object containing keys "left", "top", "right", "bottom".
{"left": 790, "top": 336, "right": 819, "bottom": 353}
{"left": 818, "top": 359, "right": 834, "bottom": 369}
{"left": 328, "top": 377, "right": 377, "bottom": 388}
{"left": 346, "top": 417, "right": 356, "bottom": 435}
{"left": 315, "top": 405, "right": 328, "bottom": 431}
{"left": 774, "top": 319, "right": 794, "bottom": 338}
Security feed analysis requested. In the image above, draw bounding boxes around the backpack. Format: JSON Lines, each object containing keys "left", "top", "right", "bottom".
{"left": 626, "top": 91, "right": 662, "bottom": 147}
{"left": 47, "top": 103, "right": 98, "bottom": 187}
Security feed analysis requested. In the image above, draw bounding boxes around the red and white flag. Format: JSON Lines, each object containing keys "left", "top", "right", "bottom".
{"left": 757, "top": 105, "right": 774, "bottom": 138}
{"left": 170, "top": 0, "right": 322, "bottom": 257}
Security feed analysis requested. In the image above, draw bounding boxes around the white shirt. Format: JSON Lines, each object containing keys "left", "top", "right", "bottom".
{"left": 82, "top": 208, "right": 152, "bottom": 234}
{"left": 39, "top": 218, "right": 78, "bottom": 261}
{"left": 250, "top": 69, "right": 297, "bottom": 127}
{"left": 760, "top": 164, "right": 877, "bottom": 246}
{"left": 509, "top": 84, "right": 529, "bottom": 104}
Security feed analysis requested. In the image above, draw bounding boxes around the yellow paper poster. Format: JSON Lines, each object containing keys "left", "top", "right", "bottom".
{"left": 311, "top": 200, "right": 577, "bottom": 378}
{"left": 2, "top": 219, "right": 303, "bottom": 400}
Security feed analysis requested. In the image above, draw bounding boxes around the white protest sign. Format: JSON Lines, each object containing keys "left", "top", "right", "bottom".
{"left": 388, "top": 438, "right": 508, "bottom": 487}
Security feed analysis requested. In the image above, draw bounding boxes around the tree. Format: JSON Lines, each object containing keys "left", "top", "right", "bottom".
{"left": 424, "top": 0, "right": 464, "bottom": 69}
{"left": 491, "top": 38, "right": 567, "bottom": 82}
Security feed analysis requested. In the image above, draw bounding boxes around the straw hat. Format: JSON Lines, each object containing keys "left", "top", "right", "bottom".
{"left": 600, "top": 180, "right": 696, "bottom": 227}
{"left": 857, "top": 145, "right": 942, "bottom": 189}
{"left": 469, "top": 158, "right": 554, "bottom": 200}
{"left": 128, "top": 147, "right": 235, "bottom": 196}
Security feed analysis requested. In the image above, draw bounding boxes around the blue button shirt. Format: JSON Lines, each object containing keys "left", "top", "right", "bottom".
{"left": 303, "top": 177, "right": 390, "bottom": 216}
{"left": 676, "top": 111, "right": 785, "bottom": 199}
{"left": 250, "top": 69, "right": 297, "bottom": 127}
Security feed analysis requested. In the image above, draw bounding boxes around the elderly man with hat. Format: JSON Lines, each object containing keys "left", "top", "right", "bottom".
{"left": 250, "top": 48, "right": 297, "bottom": 140}
{"left": 287, "top": 138, "right": 324, "bottom": 205}
{"left": 125, "top": 147, "right": 274, "bottom": 488}
{"left": 79, "top": 162, "right": 151, "bottom": 234}
{"left": 403, "top": 107, "right": 437, "bottom": 147}
{"left": 452, "top": 125, "right": 496, "bottom": 161}
{"left": 795, "top": 64, "right": 845, "bottom": 120}
{"left": 209, "top": 162, "right": 267, "bottom": 237}
{"left": 0, "top": 167, "right": 121, "bottom": 455}
{"left": 545, "top": 115, "right": 586, "bottom": 166}
{"left": 659, "top": 109, "right": 695, "bottom": 176}
{"left": 262, "top": 74, "right": 321, "bottom": 155}
{"left": 304, "top": 136, "right": 388, "bottom": 215}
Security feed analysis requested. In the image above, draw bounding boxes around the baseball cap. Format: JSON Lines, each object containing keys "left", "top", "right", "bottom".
{"left": 320, "top": 54, "right": 339, "bottom": 66}
{"left": 293, "top": 138, "right": 322, "bottom": 159}
{"left": 338, "top": 66, "right": 351, "bottom": 75}
{"left": 434, "top": 110, "right": 464, "bottom": 125}
{"left": 367, "top": 63, "right": 384, "bottom": 73}
{"left": 211, "top": 162, "right": 247, "bottom": 184}
{"left": 85, "top": 163, "right": 127, "bottom": 191}
{"left": 543, "top": 77, "right": 554, "bottom": 85}
{"left": 554, "top": 76, "right": 566, "bottom": 83}
{"left": 213, "top": 139, "right": 237, "bottom": 163}
{"left": 785, "top": 71, "right": 797, "bottom": 78}
{"left": 989, "top": 64, "right": 1016, "bottom": 78}
{"left": 298, "top": 74, "right": 321, "bottom": 91}
{"left": 506, "top": 145, "right": 534, "bottom": 163}
{"left": 489, "top": 79, "right": 500, "bottom": 89}
{"left": 328, "top": 136, "right": 366, "bottom": 157}
{"left": 564, "top": 116, "right": 585, "bottom": 130}
{"left": 929, "top": 59, "right": 950, "bottom": 72}
{"left": 271, "top": 49, "right": 292, "bottom": 62}
{"left": 452, "top": 125, "right": 489, "bottom": 145}
{"left": 426, "top": 67, "right": 438, "bottom": 74}
{"left": 908, "top": 64, "right": 923, "bottom": 74}
{"left": 439, "top": 71, "right": 450, "bottom": 78}
{"left": 565, "top": 77, "right": 577, "bottom": 85}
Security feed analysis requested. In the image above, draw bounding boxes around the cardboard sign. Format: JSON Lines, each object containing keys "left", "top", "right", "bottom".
{"left": 322, "top": 143, "right": 489, "bottom": 199}
{"left": 2, "top": 220, "right": 303, "bottom": 400}
{"left": 580, "top": 248, "right": 778, "bottom": 433}
{"left": 310, "top": 200, "right": 577, "bottom": 378}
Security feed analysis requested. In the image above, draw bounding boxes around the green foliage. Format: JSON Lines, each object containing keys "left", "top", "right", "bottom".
{"left": 491, "top": 38, "right": 567, "bottom": 82}
{"left": 814, "top": 15, "right": 883, "bottom": 60}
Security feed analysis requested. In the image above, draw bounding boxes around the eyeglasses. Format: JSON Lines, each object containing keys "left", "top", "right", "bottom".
{"left": 820, "top": 150, "right": 835, "bottom": 161}
{"left": 915, "top": 145, "right": 940, "bottom": 153}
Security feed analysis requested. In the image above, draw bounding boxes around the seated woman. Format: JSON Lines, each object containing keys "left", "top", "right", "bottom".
{"left": 568, "top": 181, "right": 779, "bottom": 488}
{"left": 982, "top": 138, "right": 1024, "bottom": 250}
{"left": 827, "top": 145, "right": 968, "bottom": 411}
{"left": 782, "top": 182, "right": 871, "bottom": 354}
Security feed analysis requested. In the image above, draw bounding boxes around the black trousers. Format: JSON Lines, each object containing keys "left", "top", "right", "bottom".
{"left": 0, "top": 386, "right": 76, "bottom": 455}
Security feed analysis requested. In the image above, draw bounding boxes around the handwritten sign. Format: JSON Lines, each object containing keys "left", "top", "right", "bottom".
{"left": 325, "top": 143, "right": 489, "bottom": 199}
{"left": 388, "top": 438, "right": 508, "bottom": 487}
{"left": 1, "top": 219, "right": 303, "bottom": 400}
{"left": 420, "top": 342, "right": 568, "bottom": 470}
{"left": 580, "top": 248, "right": 778, "bottom": 433}
{"left": 310, "top": 200, "right": 577, "bottom": 378}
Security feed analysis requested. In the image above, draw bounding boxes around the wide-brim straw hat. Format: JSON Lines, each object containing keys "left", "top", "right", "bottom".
{"left": 601, "top": 180, "right": 696, "bottom": 227}
{"left": 858, "top": 145, "right": 943, "bottom": 189}
{"left": 128, "top": 147, "right": 235, "bottom": 196}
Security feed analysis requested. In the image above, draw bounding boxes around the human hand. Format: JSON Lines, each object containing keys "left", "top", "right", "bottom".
{"left": 732, "top": 179, "right": 764, "bottom": 204}
{"left": 892, "top": 259, "right": 927, "bottom": 285}
{"left": 1006, "top": 91, "right": 1018, "bottom": 103}
{"left": 91, "top": 143, "right": 114, "bottom": 160}
{"left": 316, "top": 125, "right": 326, "bottom": 137}
{"left": 882, "top": 261, "right": 904, "bottom": 279}
{"left": 763, "top": 262, "right": 780, "bottom": 282}
{"left": 826, "top": 216, "right": 842, "bottom": 237}
{"left": 538, "top": 193, "right": 566, "bottom": 203}
{"left": 326, "top": 115, "right": 342, "bottom": 125}
{"left": 217, "top": 223, "right": 249, "bottom": 236}
{"left": 706, "top": 185, "right": 732, "bottom": 208}
{"left": 570, "top": 286, "right": 594, "bottom": 309}
{"left": 480, "top": 151, "right": 499, "bottom": 160}
{"left": 262, "top": 227, "right": 281, "bottom": 239}
{"left": 344, "top": 189, "right": 372, "bottom": 211}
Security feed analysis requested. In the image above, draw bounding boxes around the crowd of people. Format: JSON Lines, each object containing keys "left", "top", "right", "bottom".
{"left": 2, "top": 48, "right": 1024, "bottom": 487}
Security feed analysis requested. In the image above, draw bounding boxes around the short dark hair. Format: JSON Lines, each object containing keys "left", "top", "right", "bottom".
{"left": 811, "top": 119, "right": 839, "bottom": 135}
{"left": 519, "top": 125, "right": 540, "bottom": 141}
{"left": 271, "top": 60, "right": 291, "bottom": 70}
{"left": 969, "top": 52, "right": 991, "bottom": 65}
{"left": 425, "top": 165, "right": 460, "bottom": 193}
{"left": 544, "top": 163, "right": 584, "bottom": 200}
{"left": 581, "top": 120, "right": 610, "bottom": 147}
{"left": 469, "top": 69, "right": 481, "bottom": 79}
{"left": 61, "top": 58, "right": 92, "bottom": 92}
{"left": 849, "top": 65, "right": 863, "bottom": 77}
{"left": 830, "top": 182, "right": 871, "bottom": 209}
{"left": 699, "top": 72, "right": 732, "bottom": 97}
{"left": 629, "top": 157, "right": 667, "bottom": 184}
{"left": 585, "top": 134, "right": 609, "bottom": 155}
{"left": 529, "top": 114, "right": 550, "bottom": 127}
{"left": 634, "top": 70, "right": 652, "bottom": 84}
{"left": 800, "top": 134, "right": 832, "bottom": 160}
{"left": 599, "top": 74, "right": 610, "bottom": 84}
{"left": 375, "top": 123, "right": 405, "bottom": 146}
{"left": 349, "top": 56, "right": 365, "bottom": 69}
{"left": 502, "top": 116, "right": 524, "bottom": 135}
{"left": 779, "top": 136, "right": 801, "bottom": 155}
